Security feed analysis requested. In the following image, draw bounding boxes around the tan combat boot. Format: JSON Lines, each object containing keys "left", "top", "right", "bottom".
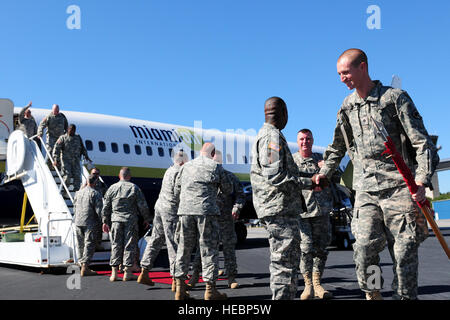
{"left": 313, "top": 272, "right": 333, "bottom": 299}
{"left": 204, "top": 282, "right": 227, "bottom": 300}
{"left": 187, "top": 271, "right": 200, "bottom": 288}
{"left": 137, "top": 268, "right": 155, "bottom": 286}
{"left": 80, "top": 264, "right": 97, "bottom": 277}
{"left": 123, "top": 267, "right": 138, "bottom": 281}
{"left": 110, "top": 266, "right": 119, "bottom": 282}
{"left": 171, "top": 277, "right": 176, "bottom": 292}
{"left": 366, "top": 291, "right": 383, "bottom": 300}
{"left": 228, "top": 275, "right": 239, "bottom": 289}
{"left": 175, "top": 279, "right": 191, "bottom": 300}
{"left": 300, "top": 273, "right": 315, "bottom": 300}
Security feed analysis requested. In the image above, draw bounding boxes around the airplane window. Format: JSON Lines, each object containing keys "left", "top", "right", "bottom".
{"left": 135, "top": 145, "right": 142, "bottom": 155}
{"left": 111, "top": 143, "right": 118, "bottom": 153}
{"left": 227, "top": 153, "right": 232, "bottom": 163}
{"left": 146, "top": 146, "right": 153, "bottom": 156}
{"left": 99, "top": 141, "right": 106, "bottom": 152}
{"left": 158, "top": 147, "right": 164, "bottom": 157}
{"left": 123, "top": 144, "right": 130, "bottom": 154}
{"left": 85, "top": 140, "right": 93, "bottom": 151}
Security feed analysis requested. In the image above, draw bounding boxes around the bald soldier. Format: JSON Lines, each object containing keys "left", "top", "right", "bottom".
{"left": 137, "top": 149, "right": 189, "bottom": 290}
{"left": 315, "top": 49, "right": 439, "bottom": 300}
{"left": 173, "top": 143, "right": 233, "bottom": 300}
{"left": 187, "top": 150, "right": 246, "bottom": 289}
{"left": 37, "top": 104, "right": 68, "bottom": 166}
{"left": 250, "top": 97, "right": 325, "bottom": 300}
{"left": 102, "top": 167, "right": 152, "bottom": 282}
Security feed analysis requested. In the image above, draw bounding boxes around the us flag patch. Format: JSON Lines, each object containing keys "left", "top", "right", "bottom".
{"left": 268, "top": 142, "right": 280, "bottom": 152}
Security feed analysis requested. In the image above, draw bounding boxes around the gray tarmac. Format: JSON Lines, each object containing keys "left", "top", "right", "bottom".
{"left": 0, "top": 225, "right": 449, "bottom": 301}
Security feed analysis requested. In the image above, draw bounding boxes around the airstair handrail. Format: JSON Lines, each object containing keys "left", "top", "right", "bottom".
{"left": 30, "top": 135, "right": 74, "bottom": 204}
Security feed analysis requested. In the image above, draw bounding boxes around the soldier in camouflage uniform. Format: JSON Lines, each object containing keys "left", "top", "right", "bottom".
{"left": 102, "top": 167, "right": 152, "bottom": 282}
{"left": 293, "top": 129, "right": 336, "bottom": 300}
{"left": 90, "top": 167, "right": 108, "bottom": 197}
{"left": 18, "top": 101, "right": 37, "bottom": 138}
{"left": 250, "top": 97, "right": 322, "bottom": 300}
{"left": 86, "top": 167, "right": 108, "bottom": 250}
{"left": 52, "top": 124, "right": 92, "bottom": 195}
{"left": 73, "top": 174, "right": 103, "bottom": 276}
{"left": 188, "top": 150, "right": 246, "bottom": 289}
{"left": 173, "top": 143, "right": 233, "bottom": 300}
{"left": 37, "top": 104, "right": 68, "bottom": 166}
{"left": 137, "top": 150, "right": 189, "bottom": 290}
{"left": 315, "top": 49, "right": 439, "bottom": 300}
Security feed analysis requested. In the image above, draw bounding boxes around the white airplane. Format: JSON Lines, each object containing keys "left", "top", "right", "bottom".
{"left": 0, "top": 100, "right": 350, "bottom": 244}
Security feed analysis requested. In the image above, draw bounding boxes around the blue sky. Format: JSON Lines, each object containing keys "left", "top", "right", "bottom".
{"left": 1, "top": 0, "right": 450, "bottom": 192}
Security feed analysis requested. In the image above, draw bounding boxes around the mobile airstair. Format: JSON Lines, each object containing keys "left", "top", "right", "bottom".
{"left": 0, "top": 130, "right": 82, "bottom": 268}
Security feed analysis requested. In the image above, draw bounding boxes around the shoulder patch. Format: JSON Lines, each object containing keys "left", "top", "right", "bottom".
{"left": 268, "top": 142, "right": 281, "bottom": 152}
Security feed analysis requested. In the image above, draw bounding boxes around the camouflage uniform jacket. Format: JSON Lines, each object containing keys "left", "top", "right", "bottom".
{"left": 217, "top": 169, "right": 246, "bottom": 217}
{"left": 292, "top": 152, "right": 334, "bottom": 218}
{"left": 73, "top": 186, "right": 103, "bottom": 227}
{"left": 37, "top": 112, "right": 68, "bottom": 140}
{"left": 52, "top": 133, "right": 89, "bottom": 162}
{"left": 154, "top": 163, "right": 182, "bottom": 215}
{"left": 18, "top": 106, "right": 37, "bottom": 138}
{"left": 102, "top": 180, "right": 151, "bottom": 225}
{"left": 320, "top": 81, "right": 439, "bottom": 192}
{"left": 175, "top": 155, "right": 233, "bottom": 216}
{"left": 250, "top": 122, "right": 312, "bottom": 219}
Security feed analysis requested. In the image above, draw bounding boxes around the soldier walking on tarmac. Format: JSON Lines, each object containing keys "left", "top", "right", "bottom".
{"left": 293, "top": 128, "right": 337, "bottom": 300}
{"left": 314, "top": 48, "right": 439, "bottom": 300}
{"left": 102, "top": 167, "right": 152, "bottom": 282}
{"left": 73, "top": 174, "right": 103, "bottom": 276}
{"left": 250, "top": 97, "right": 324, "bottom": 300}
{"left": 137, "top": 149, "right": 189, "bottom": 291}
{"left": 173, "top": 143, "right": 233, "bottom": 300}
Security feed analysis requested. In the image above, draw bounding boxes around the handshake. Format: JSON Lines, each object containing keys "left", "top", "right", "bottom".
{"left": 311, "top": 174, "right": 329, "bottom": 191}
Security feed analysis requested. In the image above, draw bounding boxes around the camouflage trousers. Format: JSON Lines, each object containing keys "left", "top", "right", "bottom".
{"left": 261, "top": 215, "right": 301, "bottom": 300}
{"left": 141, "top": 209, "right": 179, "bottom": 276}
{"left": 75, "top": 224, "right": 99, "bottom": 265}
{"left": 352, "top": 186, "right": 428, "bottom": 299}
{"left": 45, "top": 136, "right": 58, "bottom": 168}
{"left": 174, "top": 215, "right": 220, "bottom": 283}
{"left": 299, "top": 215, "right": 331, "bottom": 275}
{"left": 109, "top": 221, "right": 139, "bottom": 267}
{"left": 190, "top": 215, "right": 238, "bottom": 277}
{"left": 61, "top": 158, "right": 81, "bottom": 192}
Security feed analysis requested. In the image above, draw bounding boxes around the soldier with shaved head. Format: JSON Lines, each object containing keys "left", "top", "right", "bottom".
{"left": 137, "top": 149, "right": 189, "bottom": 290}
{"left": 250, "top": 97, "right": 323, "bottom": 300}
{"left": 173, "top": 143, "right": 233, "bottom": 300}
{"left": 102, "top": 167, "right": 152, "bottom": 282}
{"left": 315, "top": 48, "right": 439, "bottom": 300}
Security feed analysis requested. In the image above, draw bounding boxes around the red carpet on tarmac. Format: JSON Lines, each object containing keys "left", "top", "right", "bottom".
{"left": 96, "top": 270, "right": 225, "bottom": 284}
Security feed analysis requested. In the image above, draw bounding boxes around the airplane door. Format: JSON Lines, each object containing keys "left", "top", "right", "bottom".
{"left": 0, "top": 99, "right": 14, "bottom": 160}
